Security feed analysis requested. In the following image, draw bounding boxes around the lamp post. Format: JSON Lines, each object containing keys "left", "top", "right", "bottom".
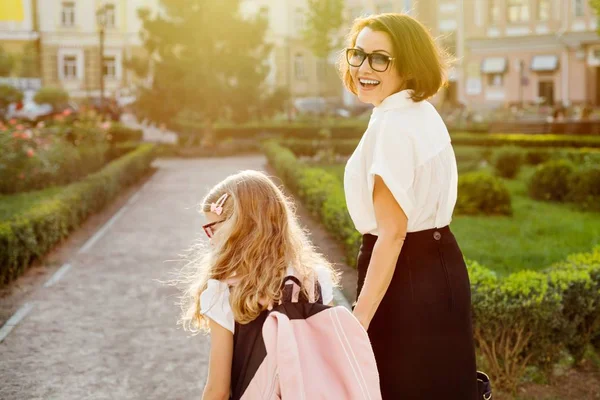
{"left": 96, "top": 5, "right": 108, "bottom": 107}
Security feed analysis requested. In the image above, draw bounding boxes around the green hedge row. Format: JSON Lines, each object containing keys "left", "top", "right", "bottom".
{"left": 173, "top": 118, "right": 600, "bottom": 147}
{"left": 264, "top": 141, "right": 600, "bottom": 392}
{"left": 281, "top": 138, "right": 600, "bottom": 160}
{"left": 107, "top": 124, "right": 143, "bottom": 144}
{"left": 263, "top": 141, "right": 362, "bottom": 266}
{"left": 0, "top": 144, "right": 156, "bottom": 286}
{"left": 469, "top": 248, "right": 600, "bottom": 392}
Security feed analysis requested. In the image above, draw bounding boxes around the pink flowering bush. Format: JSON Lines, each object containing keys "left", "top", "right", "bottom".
{"left": 0, "top": 118, "right": 110, "bottom": 194}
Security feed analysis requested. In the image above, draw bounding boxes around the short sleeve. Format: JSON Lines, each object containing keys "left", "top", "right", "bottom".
{"left": 368, "top": 117, "right": 416, "bottom": 218}
{"left": 315, "top": 265, "right": 334, "bottom": 305}
{"left": 200, "top": 279, "right": 235, "bottom": 333}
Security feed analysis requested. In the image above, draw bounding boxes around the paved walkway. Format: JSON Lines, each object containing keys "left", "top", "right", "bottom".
{"left": 0, "top": 157, "right": 264, "bottom": 399}
{"left": 0, "top": 156, "right": 352, "bottom": 399}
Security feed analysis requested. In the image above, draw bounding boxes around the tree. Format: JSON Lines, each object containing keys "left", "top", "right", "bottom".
{"left": 302, "top": 0, "right": 344, "bottom": 100}
{"left": 34, "top": 87, "right": 69, "bottom": 109}
{"left": 131, "top": 0, "right": 271, "bottom": 127}
{"left": 0, "top": 47, "right": 15, "bottom": 77}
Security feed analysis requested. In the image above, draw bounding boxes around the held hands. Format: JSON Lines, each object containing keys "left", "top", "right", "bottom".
{"left": 353, "top": 310, "right": 371, "bottom": 332}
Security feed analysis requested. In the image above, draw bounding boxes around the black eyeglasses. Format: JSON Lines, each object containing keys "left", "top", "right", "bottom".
{"left": 346, "top": 48, "right": 395, "bottom": 72}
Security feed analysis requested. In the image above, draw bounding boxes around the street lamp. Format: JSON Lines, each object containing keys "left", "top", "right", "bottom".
{"left": 96, "top": 5, "right": 108, "bottom": 107}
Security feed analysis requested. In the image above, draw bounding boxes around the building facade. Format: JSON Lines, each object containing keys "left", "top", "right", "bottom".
{"left": 241, "top": 0, "right": 342, "bottom": 103}
{"left": 462, "top": 0, "right": 600, "bottom": 108}
{"left": 36, "top": 0, "right": 158, "bottom": 99}
{"left": 0, "top": 0, "right": 159, "bottom": 99}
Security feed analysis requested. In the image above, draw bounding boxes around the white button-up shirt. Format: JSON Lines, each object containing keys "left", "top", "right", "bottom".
{"left": 344, "top": 89, "right": 459, "bottom": 234}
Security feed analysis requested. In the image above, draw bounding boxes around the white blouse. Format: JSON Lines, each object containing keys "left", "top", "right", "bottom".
{"left": 344, "top": 89, "right": 459, "bottom": 235}
{"left": 200, "top": 265, "right": 334, "bottom": 333}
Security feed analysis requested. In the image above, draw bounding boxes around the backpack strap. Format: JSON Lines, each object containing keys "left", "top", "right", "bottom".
{"left": 280, "top": 275, "right": 323, "bottom": 305}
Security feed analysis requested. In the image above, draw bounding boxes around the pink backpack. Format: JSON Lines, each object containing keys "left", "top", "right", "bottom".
{"left": 237, "top": 277, "right": 382, "bottom": 400}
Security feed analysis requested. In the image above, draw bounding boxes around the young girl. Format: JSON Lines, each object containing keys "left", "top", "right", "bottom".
{"left": 178, "top": 170, "right": 339, "bottom": 400}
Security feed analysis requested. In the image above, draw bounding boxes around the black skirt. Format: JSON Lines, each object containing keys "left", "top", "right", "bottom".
{"left": 357, "top": 226, "right": 479, "bottom": 400}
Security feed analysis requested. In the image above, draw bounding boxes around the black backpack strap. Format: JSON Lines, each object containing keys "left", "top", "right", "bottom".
{"left": 280, "top": 275, "right": 323, "bottom": 305}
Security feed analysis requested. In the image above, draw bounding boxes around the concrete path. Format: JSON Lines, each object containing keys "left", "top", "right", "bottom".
{"left": 0, "top": 157, "right": 263, "bottom": 399}
{"left": 0, "top": 156, "right": 352, "bottom": 400}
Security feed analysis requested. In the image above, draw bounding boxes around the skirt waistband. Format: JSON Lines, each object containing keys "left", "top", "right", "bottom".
{"left": 362, "top": 226, "right": 453, "bottom": 249}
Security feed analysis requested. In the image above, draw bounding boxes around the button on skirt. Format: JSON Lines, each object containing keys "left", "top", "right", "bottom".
{"left": 357, "top": 226, "right": 479, "bottom": 400}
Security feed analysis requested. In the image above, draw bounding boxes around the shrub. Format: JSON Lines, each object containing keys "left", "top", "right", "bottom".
{"left": 108, "top": 123, "right": 143, "bottom": 144}
{"left": 0, "top": 144, "right": 156, "bottom": 285}
{"left": 550, "top": 246, "right": 600, "bottom": 365}
{"left": 524, "top": 149, "right": 553, "bottom": 165}
{"left": 528, "top": 159, "right": 576, "bottom": 202}
{"left": 469, "top": 249, "right": 600, "bottom": 390}
{"left": 493, "top": 147, "right": 524, "bottom": 179}
{"left": 567, "top": 165, "right": 600, "bottom": 211}
{"left": 0, "top": 122, "right": 109, "bottom": 194}
{"left": 33, "top": 87, "right": 69, "bottom": 109}
{"left": 263, "top": 141, "right": 361, "bottom": 267}
{"left": 456, "top": 172, "right": 512, "bottom": 216}
{"left": 472, "top": 269, "right": 563, "bottom": 391}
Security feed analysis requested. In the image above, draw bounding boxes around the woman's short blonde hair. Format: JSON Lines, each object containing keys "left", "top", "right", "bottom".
{"left": 338, "top": 13, "right": 452, "bottom": 102}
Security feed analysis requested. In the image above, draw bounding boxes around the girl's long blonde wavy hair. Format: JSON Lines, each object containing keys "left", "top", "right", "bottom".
{"left": 178, "top": 170, "right": 338, "bottom": 333}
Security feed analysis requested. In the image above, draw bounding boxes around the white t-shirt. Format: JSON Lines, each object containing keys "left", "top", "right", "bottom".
{"left": 200, "top": 265, "right": 334, "bottom": 333}
{"left": 344, "top": 89, "right": 459, "bottom": 234}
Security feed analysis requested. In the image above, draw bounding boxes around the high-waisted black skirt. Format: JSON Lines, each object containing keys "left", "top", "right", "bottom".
{"left": 357, "top": 226, "right": 478, "bottom": 400}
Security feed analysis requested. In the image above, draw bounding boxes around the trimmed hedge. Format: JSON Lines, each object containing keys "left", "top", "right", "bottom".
{"left": 108, "top": 123, "right": 143, "bottom": 144}
{"left": 263, "top": 141, "right": 361, "bottom": 267}
{"left": 469, "top": 251, "right": 600, "bottom": 391}
{"left": 0, "top": 144, "right": 156, "bottom": 285}
{"left": 456, "top": 172, "right": 512, "bottom": 215}
{"left": 264, "top": 141, "right": 600, "bottom": 392}
{"left": 567, "top": 165, "right": 600, "bottom": 211}
{"left": 493, "top": 147, "right": 524, "bottom": 179}
{"left": 280, "top": 138, "right": 600, "bottom": 160}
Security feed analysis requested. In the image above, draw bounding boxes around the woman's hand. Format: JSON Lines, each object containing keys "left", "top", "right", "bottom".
{"left": 352, "top": 175, "right": 408, "bottom": 331}
{"left": 353, "top": 311, "right": 371, "bottom": 331}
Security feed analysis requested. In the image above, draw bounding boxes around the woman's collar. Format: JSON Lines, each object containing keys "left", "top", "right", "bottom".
{"left": 374, "top": 89, "right": 415, "bottom": 112}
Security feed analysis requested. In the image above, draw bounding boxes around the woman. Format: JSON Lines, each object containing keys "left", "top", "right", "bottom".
{"left": 340, "top": 13, "right": 479, "bottom": 399}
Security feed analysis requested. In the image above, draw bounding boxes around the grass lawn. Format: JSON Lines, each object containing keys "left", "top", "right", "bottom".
{"left": 0, "top": 187, "right": 63, "bottom": 221}
{"left": 314, "top": 162, "right": 600, "bottom": 276}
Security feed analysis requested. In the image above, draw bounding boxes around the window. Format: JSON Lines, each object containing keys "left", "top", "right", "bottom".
{"left": 294, "top": 54, "right": 306, "bottom": 79}
{"left": 63, "top": 55, "right": 77, "bottom": 79}
{"left": 574, "top": 0, "right": 585, "bottom": 17}
{"left": 537, "top": 0, "right": 550, "bottom": 21}
{"left": 487, "top": 73, "right": 503, "bottom": 87}
{"left": 103, "top": 56, "right": 116, "bottom": 78}
{"left": 61, "top": 1, "right": 75, "bottom": 27}
{"left": 104, "top": 4, "right": 116, "bottom": 28}
{"left": 507, "top": 0, "right": 530, "bottom": 23}
{"left": 489, "top": 0, "right": 500, "bottom": 24}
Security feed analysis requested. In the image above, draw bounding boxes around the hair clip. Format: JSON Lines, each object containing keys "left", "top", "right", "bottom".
{"left": 210, "top": 193, "right": 229, "bottom": 216}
